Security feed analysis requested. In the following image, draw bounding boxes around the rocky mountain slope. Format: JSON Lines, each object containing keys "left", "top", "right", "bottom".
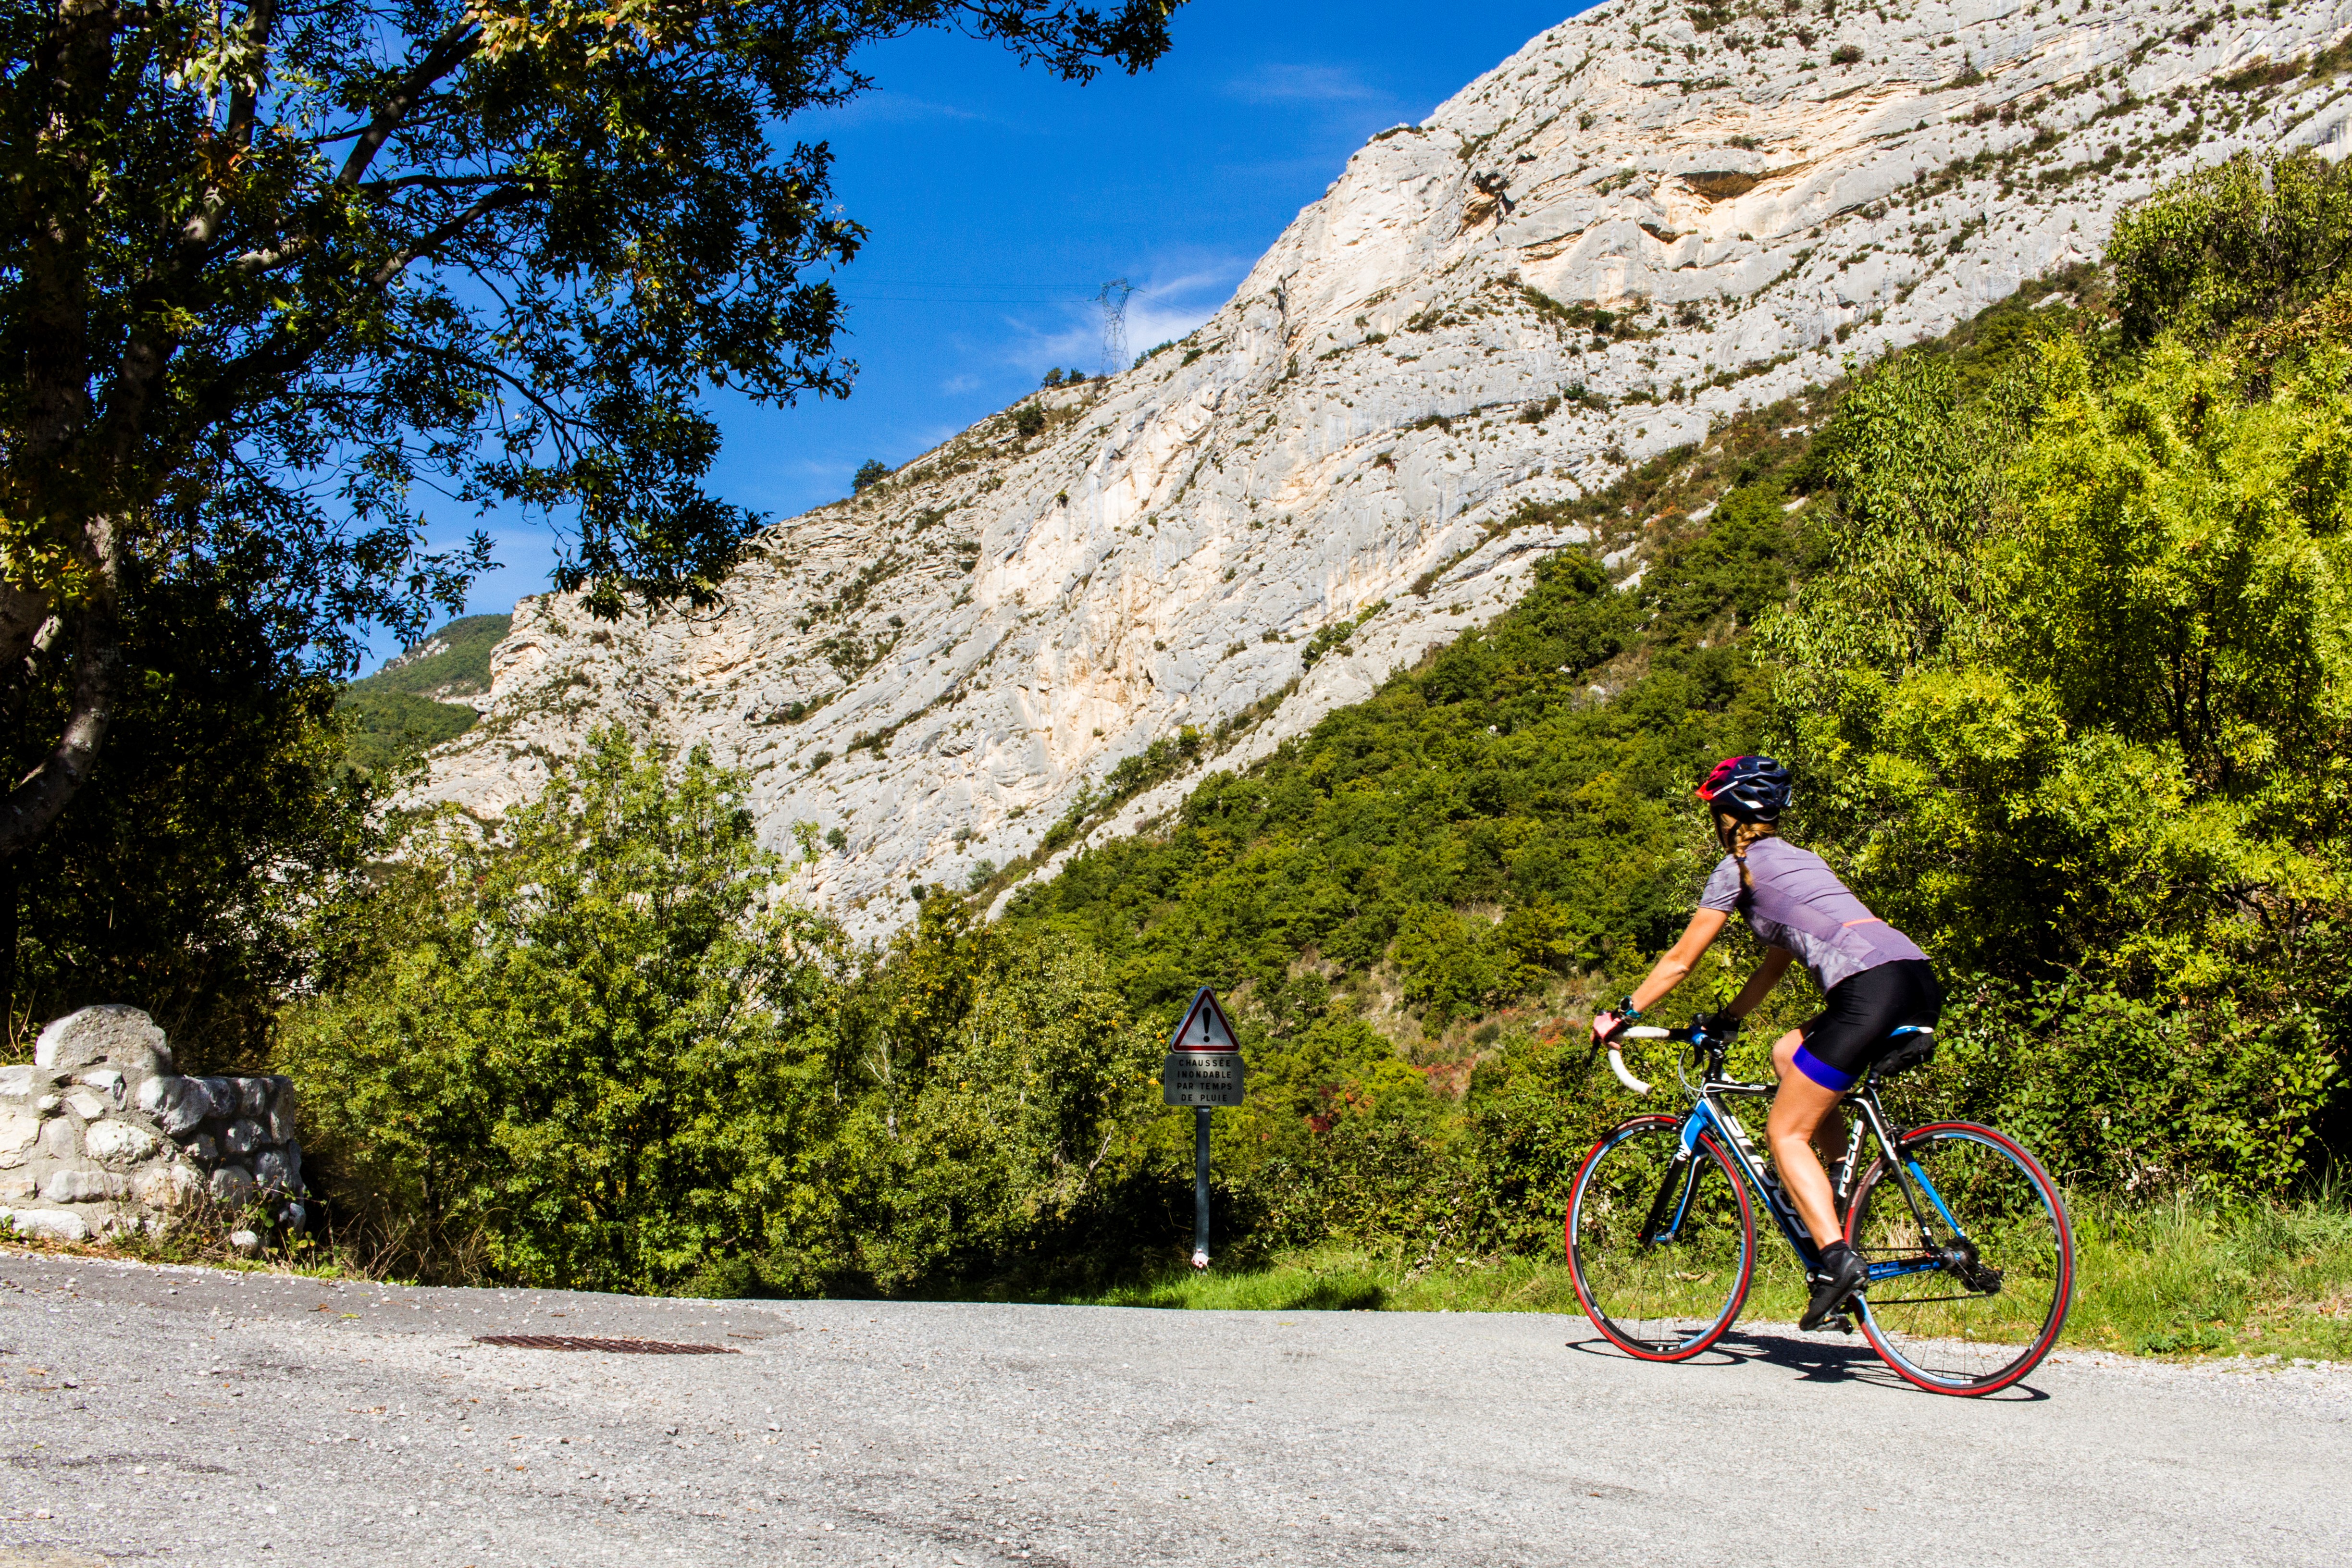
{"left": 409, "top": 0, "right": 2352, "bottom": 942}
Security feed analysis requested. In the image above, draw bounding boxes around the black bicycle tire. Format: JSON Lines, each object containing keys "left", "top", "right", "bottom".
{"left": 1845, "top": 1121, "right": 2074, "bottom": 1396}
{"left": 1567, "top": 1114, "right": 1757, "bottom": 1362}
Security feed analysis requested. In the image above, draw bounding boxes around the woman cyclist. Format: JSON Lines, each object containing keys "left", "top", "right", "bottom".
{"left": 1590, "top": 754, "right": 1944, "bottom": 1331}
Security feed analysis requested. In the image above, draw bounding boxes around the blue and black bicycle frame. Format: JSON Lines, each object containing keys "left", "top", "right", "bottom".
{"left": 1636, "top": 1024, "right": 1992, "bottom": 1306}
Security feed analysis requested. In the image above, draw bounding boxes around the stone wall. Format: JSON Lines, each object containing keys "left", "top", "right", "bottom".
{"left": 0, "top": 1006, "right": 307, "bottom": 1246}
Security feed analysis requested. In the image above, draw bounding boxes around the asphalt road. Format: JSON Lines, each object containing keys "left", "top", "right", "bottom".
{"left": 1, "top": 1249, "right": 2347, "bottom": 1568}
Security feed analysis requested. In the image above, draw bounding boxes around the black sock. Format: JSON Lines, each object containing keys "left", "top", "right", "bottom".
{"left": 1818, "top": 1241, "right": 1854, "bottom": 1272}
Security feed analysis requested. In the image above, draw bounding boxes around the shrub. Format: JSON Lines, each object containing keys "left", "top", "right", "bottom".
{"left": 2108, "top": 150, "right": 2352, "bottom": 346}
{"left": 1892, "top": 980, "right": 2339, "bottom": 1199}
{"left": 280, "top": 729, "right": 846, "bottom": 1292}
{"left": 853, "top": 459, "right": 889, "bottom": 493}
{"left": 1830, "top": 43, "right": 1862, "bottom": 64}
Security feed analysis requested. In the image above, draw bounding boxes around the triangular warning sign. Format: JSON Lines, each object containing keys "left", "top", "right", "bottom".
{"left": 1168, "top": 987, "right": 1239, "bottom": 1052}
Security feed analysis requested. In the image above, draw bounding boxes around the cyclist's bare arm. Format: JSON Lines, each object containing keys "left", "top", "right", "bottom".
{"left": 1726, "top": 946, "right": 1795, "bottom": 1021}
{"left": 1592, "top": 908, "right": 1730, "bottom": 1038}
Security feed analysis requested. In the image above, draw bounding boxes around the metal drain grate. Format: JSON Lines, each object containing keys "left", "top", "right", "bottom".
{"left": 472, "top": 1335, "right": 740, "bottom": 1355}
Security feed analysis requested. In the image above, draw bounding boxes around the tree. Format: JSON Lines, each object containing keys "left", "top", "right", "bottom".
{"left": 852, "top": 458, "right": 890, "bottom": 493}
{"left": 2108, "top": 150, "right": 2352, "bottom": 347}
{"left": 0, "top": 0, "right": 1183, "bottom": 860}
{"left": 2, "top": 561, "right": 367, "bottom": 1059}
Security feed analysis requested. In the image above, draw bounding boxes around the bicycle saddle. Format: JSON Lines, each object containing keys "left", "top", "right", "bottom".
{"left": 1868, "top": 1024, "right": 1938, "bottom": 1083}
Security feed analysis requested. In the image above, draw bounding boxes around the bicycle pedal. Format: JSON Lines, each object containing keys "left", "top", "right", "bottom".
{"left": 1822, "top": 1313, "right": 1854, "bottom": 1334}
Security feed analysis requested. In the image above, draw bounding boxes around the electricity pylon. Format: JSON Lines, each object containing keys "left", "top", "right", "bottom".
{"left": 1097, "top": 279, "right": 1135, "bottom": 377}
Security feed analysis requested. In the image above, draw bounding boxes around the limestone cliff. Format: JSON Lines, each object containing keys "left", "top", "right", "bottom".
{"left": 409, "top": 0, "right": 2352, "bottom": 942}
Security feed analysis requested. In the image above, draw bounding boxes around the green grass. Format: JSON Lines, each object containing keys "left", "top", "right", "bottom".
{"left": 1047, "top": 1194, "right": 2352, "bottom": 1364}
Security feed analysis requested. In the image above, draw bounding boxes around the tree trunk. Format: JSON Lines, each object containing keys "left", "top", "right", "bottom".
{"left": 0, "top": 853, "right": 17, "bottom": 1049}
{"left": 0, "top": 599, "right": 120, "bottom": 861}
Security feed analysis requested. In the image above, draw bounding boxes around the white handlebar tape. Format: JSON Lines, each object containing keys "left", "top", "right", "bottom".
{"left": 1608, "top": 1048, "right": 1652, "bottom": 1096}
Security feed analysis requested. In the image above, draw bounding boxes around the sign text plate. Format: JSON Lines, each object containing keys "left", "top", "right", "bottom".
{"left": 1163, "top": 1051, "right": 1245, "bottom": 1107}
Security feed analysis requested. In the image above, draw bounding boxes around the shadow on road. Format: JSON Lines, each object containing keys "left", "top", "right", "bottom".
{"left": 1561, "top": 1327, "right": 2052, "bottom": 1400}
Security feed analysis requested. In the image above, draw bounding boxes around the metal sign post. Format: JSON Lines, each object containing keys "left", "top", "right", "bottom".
{"left": 1194, "top": 1107, "right": 1212, "bottom": 1268}
{"left": 1163, "top": 987, "right": 1242, "bottom": 1270}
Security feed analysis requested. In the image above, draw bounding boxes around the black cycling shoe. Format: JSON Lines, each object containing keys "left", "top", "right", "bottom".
{"left": 1800, "top": 1245, "right": 1868, "bottom": 1332}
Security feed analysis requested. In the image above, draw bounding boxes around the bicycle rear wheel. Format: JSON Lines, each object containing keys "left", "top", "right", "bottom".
{"left": 1567, "top": 1115, "right": 1756, "bottom": 1361}
{"left": 1846, "top": 1121, "right": 2073, "bottom": 1395}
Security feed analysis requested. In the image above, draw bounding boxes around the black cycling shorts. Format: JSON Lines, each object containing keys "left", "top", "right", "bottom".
{"left": 1791, "top": 959, "right": 1945, "bottom": 1093}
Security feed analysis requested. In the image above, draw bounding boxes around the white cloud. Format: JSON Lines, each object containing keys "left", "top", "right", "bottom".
{"left": 1224, "top": 63, "right": 1385, "bottom": 105}
{"left": 986, "top": 258, "right": 1249, "bottom": 378}
{"left": 1123, "top": 297, "right": 1219, "bottom": 359}
{"left": 799, "top": 89, "right": 984, "bottom": 130}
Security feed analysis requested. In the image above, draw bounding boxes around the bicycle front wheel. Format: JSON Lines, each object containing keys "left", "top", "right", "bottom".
{"left": 1846, "top": 1121, "right": 2073, "bottom": 1396}
{"left": 1567, "top": 1114, "right": 1757, "bottom": 1361}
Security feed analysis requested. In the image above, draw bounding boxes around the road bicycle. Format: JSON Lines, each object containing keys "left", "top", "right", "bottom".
{"left": 1564, "top": 1018, "right": 2074, "bottom": 1396}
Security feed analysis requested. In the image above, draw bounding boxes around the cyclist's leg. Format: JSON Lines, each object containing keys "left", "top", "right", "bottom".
{"left": 1766, "top": 1058, "right": 1846, "bottom": 1248}
{"left": 1769, "top": 1030, "right": 1849, "bottom": 1169}
{"left": 1772, "top": 961, "right": 1945, "bottom": 1249}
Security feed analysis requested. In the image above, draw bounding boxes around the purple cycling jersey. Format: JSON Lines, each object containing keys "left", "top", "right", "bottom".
{"left": 1698, "top": 835, "right": 1926, "bottom": 993}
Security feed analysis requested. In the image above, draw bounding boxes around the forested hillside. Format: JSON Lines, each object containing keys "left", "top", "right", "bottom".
{"left": 276, "top": 151, "right": 2352, "bottom": 1309}
{"left": 337, "top": 615, "right": 513, "bottom": 777}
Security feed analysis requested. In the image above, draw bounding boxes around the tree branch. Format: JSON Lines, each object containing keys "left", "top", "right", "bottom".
{"left": 336, "top": 23, "right": 481, "bottom": 190}
{"left": 367, "top": 182, "right": 540, "bottom": 286}
{"left": 0, "top": 581, "right": 52, "bottom": 675}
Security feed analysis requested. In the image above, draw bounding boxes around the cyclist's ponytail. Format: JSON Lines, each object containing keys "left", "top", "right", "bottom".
{"left": 1715, "top": 813, "right": 1778, "bottom": 905}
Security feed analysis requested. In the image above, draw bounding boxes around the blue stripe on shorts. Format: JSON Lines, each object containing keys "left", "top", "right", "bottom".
{"left": 1792, "top": 1044, "right": 1857, "bottom": 1093}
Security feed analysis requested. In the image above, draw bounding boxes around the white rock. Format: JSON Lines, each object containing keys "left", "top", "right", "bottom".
{"left": 132, "top": 1163, "right": 203, "bottom": 1210}
{"left": 61, "top": 1087, "right": 108, "bottom": 1122}
{"left": 85, "top": 1121, "right": 158, "bottom": 1166}
{"left": 0, "top": 1111, "right": 37, "bottom": 1168}
{"left": 400, "top": 0, "right": 2352, "bottom": 947}
{"left": 0, "top": 1064, "right": 37, "bottom": 1103}
{"left": 3, "top": 1208, "right": 90, "bottom": 1243}
{"left": 42, "top": 1169, "right": 122, "bottom": 1204}
{"left": 38, "top": 1118, "right": 79, "bottom": 1160}
{"left": 35, "top": 1005, "right": 172, "bottom": 1074}
{"left": 76, "top": 1069, "right": 126, "bottom": 1109}
{"left": 222, "top": 1119, "right": 262, "bottom": 1157}
{"left": 135, "top": 1074, "right": 212, "bottom": 1136}
{"left": 229, "top": 1229, "right": 263, "bottom": 1258}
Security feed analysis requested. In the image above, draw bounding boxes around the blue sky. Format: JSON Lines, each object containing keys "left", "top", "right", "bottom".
{"left": 373, "top": 0, "right": 1589, "bottom": 668}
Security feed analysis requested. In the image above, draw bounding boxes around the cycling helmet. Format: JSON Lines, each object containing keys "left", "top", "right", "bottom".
{"left": 1696, "top": 754, "right": 1792, "bottom": 823}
